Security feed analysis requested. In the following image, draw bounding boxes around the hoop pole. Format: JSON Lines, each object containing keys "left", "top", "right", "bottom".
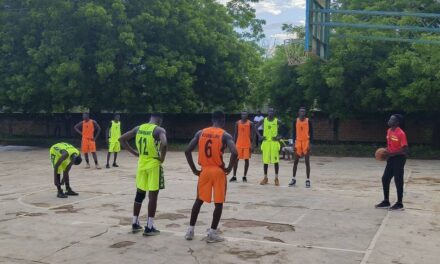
{"left": 305, "top": 0, "right": 311, "bottom": 52}
{"left": 313, "top": 9, "right": 440, "bottom": 18}
{"left": 311, "top": 22, "right": 440, "bottom": 33}
{"left": 335, "top": 34, "right": 440, "bottom": 45}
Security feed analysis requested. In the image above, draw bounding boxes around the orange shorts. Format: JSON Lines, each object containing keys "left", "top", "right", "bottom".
{"left": 237, "top": 147, "right": 251, "bottom": 160}
{"left": 198, "top": 167, "right": 226, "bottom": 203}
{"left": 81, "top": 138, "right": 96, "bottom": 153}
{"left": 295, "top": 140, "right": 310, "bottom": 157}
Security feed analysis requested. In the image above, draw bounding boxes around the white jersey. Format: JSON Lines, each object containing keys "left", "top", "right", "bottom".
{"left": 253, "top": 115, "right": 264, "bottom": 130}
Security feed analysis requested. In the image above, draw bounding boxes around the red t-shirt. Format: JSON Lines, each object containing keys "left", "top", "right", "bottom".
{"left": 387, "top": 127, "right": 408, "bottom": 153}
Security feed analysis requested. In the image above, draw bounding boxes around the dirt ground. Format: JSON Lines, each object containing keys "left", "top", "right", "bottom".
{"left": 0, "top": 148, "right": 439, "bottom": 264}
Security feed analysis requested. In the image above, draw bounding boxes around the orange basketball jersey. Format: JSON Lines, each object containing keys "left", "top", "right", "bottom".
{"left": 82, "top": 120, "right": 95, "bottom": 140}
{"left": 198, "top": 127, "right": 225, "bottom": 168}
{"left": 236, "top": 120, "right": 251, "bottom": 148}
{"left": 296, "top": 118, "right": 309, "bottom": 141}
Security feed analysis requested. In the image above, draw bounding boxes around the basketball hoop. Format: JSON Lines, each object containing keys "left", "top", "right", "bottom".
{"left": 283, "top": 39, "right": 308, "bottom": 66}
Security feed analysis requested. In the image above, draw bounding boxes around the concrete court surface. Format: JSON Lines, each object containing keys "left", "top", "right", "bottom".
{"left": 0, "top": 148, "right": 439, "bottom": 264}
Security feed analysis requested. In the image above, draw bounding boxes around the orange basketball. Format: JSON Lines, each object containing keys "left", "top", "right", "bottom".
{"left": 375, "top": 148, "right": 388, "bottom": 161}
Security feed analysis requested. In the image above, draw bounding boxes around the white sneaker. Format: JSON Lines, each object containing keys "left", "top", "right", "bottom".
{"left": 185, "top": 229, "right": 194, "bottom": 240}
{"left": 206, "top": 230, "right": 224, "bottom": 243}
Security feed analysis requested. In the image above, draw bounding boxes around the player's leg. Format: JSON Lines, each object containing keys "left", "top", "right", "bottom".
{"left": 84, "top": 153, "right": 90, "bottom": 168}
{"left": 113, "top": 152, "right": 118, "bottom": 167}
{"left": 305, "top": 153, "right": 311, "bottom": 188}
{"left": 106, "top": 152, "right": 111, "bottom": 168}
{"left": 91, "top": 152, "right": 101, "bottom": 169}
{"left": 63, "top": 171, "right": 78, "bottom": 196}
{"left": 243, "top": 159, "right": 249, "bottom": 181}
{"left": 260, "top": 141, "right": 269, "bottom": 185}
{"left": 289, "top": 155, "right": 300, "bottom": 187}
{"left": 132, "top": 188, "right": 145, "bottom": 233}
{"left": 143, "top": 166, "right": 161, "bottom": 236}
{"left": 230, "top": 159, "right": 238, "bottom": 182}
{"left": 274, "top": 162, "right": 279, "bottom": 186}
{"left": 390, "top": 156, "right": 406, "bottom": 210}
{"left": 260, "top": 164, "right": 269, "bottom": 185}
{"left": 54, "top": 173, "right": 67, "bottom": 198}
{"left": 376, "top": 159, "right": 393, "bottom": 208}
{"left": 207, "top": 168, "right": 226, "bottom": 243}
{"left": 185, "top": 198, "right": 203, "bottom": 240}
{"left": 186, "top": 168, "right": 210, "bottom": 240}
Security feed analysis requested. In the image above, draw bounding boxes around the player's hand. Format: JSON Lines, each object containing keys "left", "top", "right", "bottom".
{"left": 261, "top": 136, "right": 266, "bottom": 141}
{"left": 94, "top": 137, "right": 99, "bottom": 142}
{"left": 272, "top": 136, "right": 278, "bottom": 141}
{"left": 224, "top": 167, "right": 233, "bottom": 175}
{"left": 192, "top": 169, "right": 201, "bottom": 176}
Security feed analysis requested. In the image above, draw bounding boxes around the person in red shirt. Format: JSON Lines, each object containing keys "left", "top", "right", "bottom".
{"left": 375, "top": 114, "right": 408, "bottom": 211}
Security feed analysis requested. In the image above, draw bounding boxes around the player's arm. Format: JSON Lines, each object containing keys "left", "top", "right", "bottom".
{"left": 93, "top": 121, "right": 101, "bottom": 141}
{"left": 233, "top": 122, "right": 238, "bottom": 143}
{"left": 106, "top": 122, "right": 111, "bottom": 143}
{"left": 154, "top": 127, "right": 168, "bottom": 163}
{"left": 275, "top": 120, "right": 283, "bottom": 140}
{"left": 119, "top": 126, "right": 140, "bottom": 157}
{"left": 185, "top": 131, "right": 202, "bottom": 176}
{"left": 292, "top": 119, "right": 297, "bottom": 141}
{"left": 308, "top": 119, "right": 314, "bottom": 143}
{"left": 74, "top": 122, "right": 82, "bottom": 136}
{"left": 223, "top": 132, "right": 238, "bottom": 175}
{"left": 250, "top": 122, "right": 256, "bottom": 151}
{"left": 53, "top": 150, "right": 68, "bottom": 178}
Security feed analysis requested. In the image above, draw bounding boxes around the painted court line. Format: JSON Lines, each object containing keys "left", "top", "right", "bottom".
{"left": 360, "top": 170, "right": 413, "bottom": 264}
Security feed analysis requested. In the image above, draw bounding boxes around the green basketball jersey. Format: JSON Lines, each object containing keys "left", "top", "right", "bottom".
{"left": 135, "top": 123, "right": 161, "bottom": 170}
{"left": 49, "top": 143, "right": 79, "bottom": 172}
{"left": 109, "top": 120, "right": 121, "bottom": 143}
{"left": 263, "top": 117, "right": 278, "bottom": 140}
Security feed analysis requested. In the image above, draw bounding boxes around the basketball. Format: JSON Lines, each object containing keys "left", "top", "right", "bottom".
{"left": 375, "top": 148, "right": 388, "bottom": 161}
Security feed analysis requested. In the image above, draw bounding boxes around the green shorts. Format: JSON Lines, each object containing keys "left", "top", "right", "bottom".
{"left": 136, "top": 166, "right": 164, "bottom": 191}
{"left": 108, "top": 141, "right": 121, "bottom": 153}
{"left": 261, "top": 140, "right": 280, "bottom": 164}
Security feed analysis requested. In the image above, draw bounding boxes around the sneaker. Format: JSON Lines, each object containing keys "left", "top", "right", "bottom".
{"left": 112, "top": 163, "right": 119, "bottom": 167}
{"left": 132, "top": 223, "right": 143, "bottom": 233}
{"left": 229, "top": 176, "right": 237, "bottom": 182}
{"left": 96, "top": 164, "right": 102, "bottom": 170}
{"left": 305, "top": 180, "right": 311, "bottom": 188}
{"left": 57, "top": 191, "right": 68, "bottom": 198}
{"left": 260, "top": 177, "right": 268, "bottom": 185}
{"left": 185, "top": 229, "right": 195, "bottom": 240}
{"left": 206, "top": 230, "right": 224, "bottom": 243}
{"left": 242, "top": 177, "right": 247, "bottom": 183}
{"left": 274, "top": 178, "right": 280, "bottom": 186}
{"left": 85, "top": 164, "right": 91, "bottom": 169}
{"left": 389, "top": 202, "right": 404, "bottom": 211}
{"left": 143, "top": 226, "right": 160, "bottom": 236}
{"left": 375, "top": 200, "right": 391, "bottom": 209}
{"left": 65, "top": 189, "right": 78, "bottom": 196}
{"left": 288, "top": 178, "right": 296, "bottom": 187}
{"left": 106, "top": 164, "right": 110, "bottom": 169}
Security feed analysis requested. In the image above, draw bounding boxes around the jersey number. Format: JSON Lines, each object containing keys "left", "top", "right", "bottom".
{"left": 138, "top": 138, "right": 149, "bottom": 155}
{"left": 204, "top": 140, "right": 212, "bottom": 158}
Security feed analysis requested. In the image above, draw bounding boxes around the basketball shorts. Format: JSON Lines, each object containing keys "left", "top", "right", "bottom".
{"left": 237, "top": 147, "right": 251, "bottom": 160}
{"left": 261, "top": 140, "right": 280, "bottom": 164}
{"left": 136, "top": 166, "right": 164, "bottom": 191}
{"left": 108, "top": 141, "right": 121, "bottom": 153}
{"left": 81, "top": 139, "right": 96, "bottom": 153}
{"left": 295, "top": 140, "right": 310, "bottom": 157}
{"left": 198, "top": 166, "right": 226, "bottom": 203}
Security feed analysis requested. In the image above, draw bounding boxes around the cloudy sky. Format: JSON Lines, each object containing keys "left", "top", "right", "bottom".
{"left": 218, "top": 0, "right": 306, "bottom": 44}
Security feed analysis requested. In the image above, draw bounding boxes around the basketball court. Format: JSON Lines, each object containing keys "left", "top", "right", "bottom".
{"left": 1, "top": 148, "right": 439, "bottom": 263}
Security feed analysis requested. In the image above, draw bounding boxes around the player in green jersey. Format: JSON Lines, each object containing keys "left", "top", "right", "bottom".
{"left": 119, "top": 113, "right": 168, "bottom": 236}
{"left": 49, "top": 143, "right": 82, "bottom": 198}
{"left": 106, "top": 114, "right": 121, "bottom": 168}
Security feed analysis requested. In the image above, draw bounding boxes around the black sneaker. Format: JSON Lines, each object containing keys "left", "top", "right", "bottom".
{"left": 132, "top": 223, "right": 143, "bottom": 233}
{"left": 65, "top": 189, "right": 79, "bottom": 196}
{"left": 143, "top": 226, "right": 160, "bottom": 236}
{"left": 106, "top": 164, "right": 110, "bottom": 169}
{"left": 389, "top": 202, "right": 404, "bottom": 211}
{"left": 229, "top": 176, "right": 237, "bottom": 182}
{"left": 288, "top": 178, "right": 296, "bottom": 187}
{"left": 242, "top": 177, "right": 247, "bottom": 182}
{"left": 112, "top": 163, "right": 119, "bottom": 167}
{"left": 305, "top": 180, "right": 311, "bottom": 188}
{"left": 57, "top": 191, "right": 68, "bottom": 198}
{"left": 375, "top": 200, "right": 391, "bottom": 209}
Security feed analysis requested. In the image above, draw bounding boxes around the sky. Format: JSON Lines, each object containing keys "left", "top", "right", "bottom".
{"left": 218, "top": 0, "right": 307, "bottom": 47}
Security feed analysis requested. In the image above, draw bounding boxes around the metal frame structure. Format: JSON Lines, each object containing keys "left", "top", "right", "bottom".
{"left": 305, "top": 0, "right": 440, "bottom": 59}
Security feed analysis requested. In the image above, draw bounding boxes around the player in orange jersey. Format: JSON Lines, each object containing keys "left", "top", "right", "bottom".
{"left": 288, "top": 107, "right": 313, "bottom": 188}
{"left": 74, "top": 113, "right": 102, "bottom": 169}
{"left": 184, "top": 111, "right": 237, "bottom": 243}
{"left": 230, "top": 110, "right": 255, "bottom": 183}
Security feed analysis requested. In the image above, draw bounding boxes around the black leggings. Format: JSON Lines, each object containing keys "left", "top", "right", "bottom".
{"left": 382, "top": 155, "right": 406, "bottom": 203}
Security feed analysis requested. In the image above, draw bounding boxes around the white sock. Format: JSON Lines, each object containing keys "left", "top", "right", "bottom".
{"left": 188, "top": 226, "right": 195, "bottom": 232}
{"left": 132, "top": 216, "right": 138, "bottom": 225}
{"left": 275, "top": 174, "right": 278, "bottom": 179}
{"left": 208, "top": 228, "right": 216, "bottom": 235}
{"left": 292, "top": 177, "right": 296, "bottom": 180}
{"left": 147, "top": 217, "right": 154, "bottom": 229}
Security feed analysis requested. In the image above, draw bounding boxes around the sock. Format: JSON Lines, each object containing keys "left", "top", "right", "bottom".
{"left": 132, "top": 216, "right": 138, "bottom": 225}
{"left": 188, "top": 226, "right": 195, "bottom": 232}
{"left": 95, "top": 161, "right": 98, "bottom": 165}
{"left": 147, "top": 217, "right": 154, "bottom": 229}
{"left": 275, "top": 174, "right": 278, "bottom": 179}
{"left": 264, "top": 174, "right": 267, "bottom": 178}
{"left": 292, "top": 177, "right": 296, "bottom": 180}
{"left": 208, "top": 228, "right": 216, "bottom": 235}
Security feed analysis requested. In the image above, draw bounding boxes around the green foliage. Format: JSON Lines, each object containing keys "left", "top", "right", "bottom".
{"left": 0, "top": 0, "right": 263, "bottom": 113}
{"left": 251, "top": 0, "right": 440, "bottom": 119}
